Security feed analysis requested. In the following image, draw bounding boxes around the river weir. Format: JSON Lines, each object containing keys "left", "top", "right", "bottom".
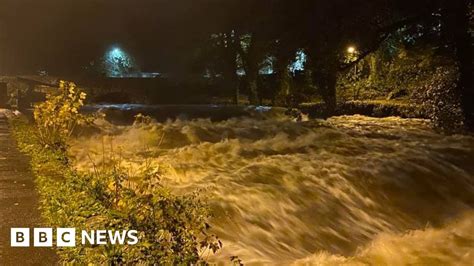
{"left": 70, "top": 110, "right": 474, "bottom": 265}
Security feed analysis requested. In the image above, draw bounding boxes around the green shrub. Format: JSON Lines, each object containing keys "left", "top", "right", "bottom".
{"left": 33, "top": 81, "right": 93, "bottom": 151}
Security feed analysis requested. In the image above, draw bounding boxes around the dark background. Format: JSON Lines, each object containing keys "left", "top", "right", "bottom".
{"left": 0, "top": 0, "right": 232, "bottom": 75}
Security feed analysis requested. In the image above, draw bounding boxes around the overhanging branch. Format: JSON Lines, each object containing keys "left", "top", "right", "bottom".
{"left": 339, "top": 14, "right": 433, "bottom": 71}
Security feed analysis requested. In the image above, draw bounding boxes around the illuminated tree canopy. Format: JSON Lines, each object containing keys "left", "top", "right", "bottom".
{"left": 102, "top": 47, "right": 138, "bottom": 78}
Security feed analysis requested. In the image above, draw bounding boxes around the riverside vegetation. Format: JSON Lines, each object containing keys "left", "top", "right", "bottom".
{"left": 11, "top": 81, "right": 222, "bottom": 264}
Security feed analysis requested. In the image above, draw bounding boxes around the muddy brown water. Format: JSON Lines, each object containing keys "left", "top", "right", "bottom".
{"left": 71, "top": 106, "right": 474, "bottom": 265}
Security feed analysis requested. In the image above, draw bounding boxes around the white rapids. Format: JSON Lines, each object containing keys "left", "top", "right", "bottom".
{"left": 71, "top": 114, "right": 474, "bottom": 265}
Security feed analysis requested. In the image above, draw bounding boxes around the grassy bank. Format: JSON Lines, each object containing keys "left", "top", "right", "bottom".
{"left": 11, "top": 117, "right": 221, "bottom": 264}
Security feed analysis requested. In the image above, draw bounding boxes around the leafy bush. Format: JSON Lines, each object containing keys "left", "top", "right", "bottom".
{"left": 33, "top": 81, "right": 93, "bottom": 150}
{"left": 336, "top": 36, "right": 465, "bottom": 131}
{"left": 419, "top": 67, "right": 464, "bottom": 132}
{"left": 337, "top": 37, "right": 457, "bottom": 104}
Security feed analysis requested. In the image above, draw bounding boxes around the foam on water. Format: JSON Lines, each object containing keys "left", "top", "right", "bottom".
{"left": 70, "top": 115, "right": 474, "bottom": 264}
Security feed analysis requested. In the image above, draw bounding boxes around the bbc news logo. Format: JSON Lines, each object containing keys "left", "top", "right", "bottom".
{"left": 11, "top": 228, "right": 139, "bottom": 247}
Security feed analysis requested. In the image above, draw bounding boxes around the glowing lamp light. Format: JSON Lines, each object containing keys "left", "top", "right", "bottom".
{"left": 103, "top": 46, "right": 136, "bottom": 77}
{"left": 109, "top": 47, "right": 125, "bottom": 59}
{"left": 347, "top": 46, "right": 356, "bottom": 54}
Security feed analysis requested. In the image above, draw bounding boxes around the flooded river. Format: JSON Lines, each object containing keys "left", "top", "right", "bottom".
{"left": 71, "top": 107, "right": 474, "bottom": 265}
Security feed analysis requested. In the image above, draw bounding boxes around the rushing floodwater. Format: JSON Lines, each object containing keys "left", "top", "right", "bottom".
{"left": 71, "top": 111, "right": 474, "bottom": 265}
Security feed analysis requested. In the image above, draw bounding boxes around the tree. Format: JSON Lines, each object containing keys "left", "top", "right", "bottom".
{"left": 300, "top": 0, "right": 392, "bottom": 115}
{"left": 273, "top": 43, "right": 296, "bottom": 106}
{"left": 195, "top": 0, "right": 472, "bottom": 125}
{"left": 196, "top": 31, "right": 241, "bottom": 104}
{"left": 271, "top": 1, "right": 304, "bottom": 106}
{"left": 237, "top": 33, "right": 267, "bottom": 105}
{"left": 441, "top": 0, "right": 473, "bottom": 129}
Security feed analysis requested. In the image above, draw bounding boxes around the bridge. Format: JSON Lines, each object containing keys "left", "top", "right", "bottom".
{"left": 1, "top": 75, "right": 235, "bottom": 107}
{"left": 0, "top": 76, "right": 58, "bottom": 109}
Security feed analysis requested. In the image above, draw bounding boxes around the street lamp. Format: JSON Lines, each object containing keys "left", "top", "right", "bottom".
{"left": 347, "top": 46, "right": 356, "bottom": 54}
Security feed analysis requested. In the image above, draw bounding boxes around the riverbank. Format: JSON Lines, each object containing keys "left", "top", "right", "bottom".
{"left": 0, "top": 75, "right": 429, "bottom": 121}
{"left": 300, "top": 100, "right": 427, "bottom": 119}
{"left": 76, "top": 100, "right": 429, "bottom": 125}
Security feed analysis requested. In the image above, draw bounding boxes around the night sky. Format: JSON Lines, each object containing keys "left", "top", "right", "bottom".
{"left": 0, "top": 0, "right": 233, "bottom": 75}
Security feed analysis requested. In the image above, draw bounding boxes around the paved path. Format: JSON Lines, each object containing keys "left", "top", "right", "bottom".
{"left": 0, "top": 113, "right": 57, "bottom": 265}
